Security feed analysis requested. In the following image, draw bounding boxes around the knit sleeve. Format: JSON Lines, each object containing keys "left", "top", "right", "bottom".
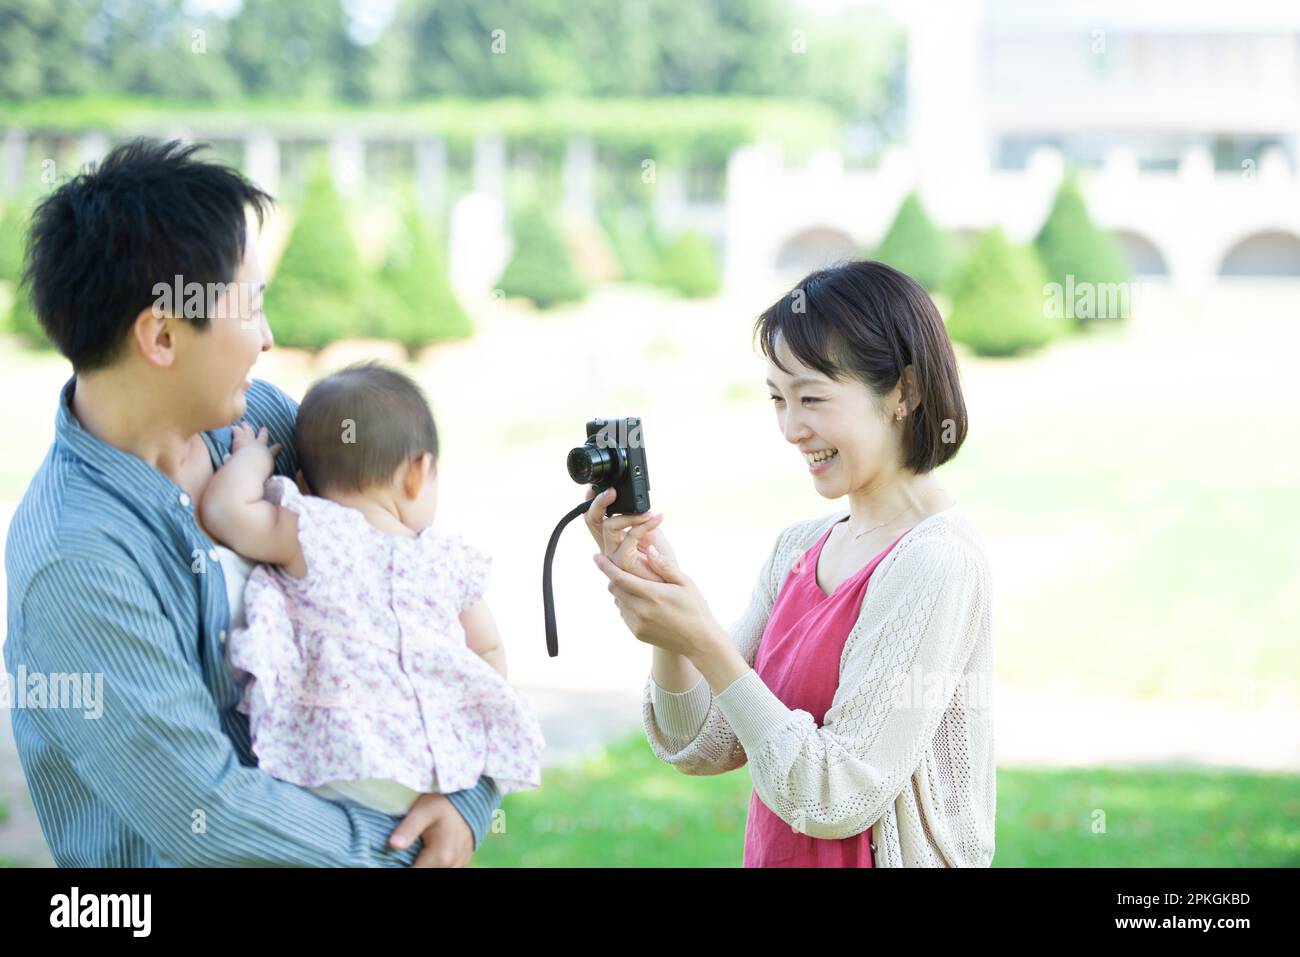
{"left": 639, "top": 525, "right": 787, "bottom": 774}
{"left": 712, "top": 536, "right": 989, "bottom": 843}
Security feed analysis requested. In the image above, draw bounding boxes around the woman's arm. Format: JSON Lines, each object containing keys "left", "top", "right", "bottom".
{"left": 638, "top": 525, "right": 787, "bottom": 773}
{"left": 200, "top": 422, "right": 306, "bottom": 579}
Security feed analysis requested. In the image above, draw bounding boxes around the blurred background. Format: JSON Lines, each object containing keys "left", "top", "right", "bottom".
{"left": 0, "top": 0, "right": 1296, "bottom": 867}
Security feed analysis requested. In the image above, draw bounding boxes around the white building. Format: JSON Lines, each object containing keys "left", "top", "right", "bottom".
{"left": 726, "top": 0, "right": 1300, "bottom": 290}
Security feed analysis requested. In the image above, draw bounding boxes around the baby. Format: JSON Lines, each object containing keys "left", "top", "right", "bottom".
{"left": 201, "top": 360, "right": 545, "bottom": 816}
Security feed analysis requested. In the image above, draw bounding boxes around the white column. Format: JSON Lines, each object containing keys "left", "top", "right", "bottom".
{"left": 243, "top": 132, "right": 280, "bottom": 196}
{"left": 329, "top": 132, "right": 365, "bottom": 199}
{"left": 78, "top": 131, "right": 110, "bottom": 174}
{"left": 563, "top": 136, "right": 597, "bottom": 221}
{"left": 472, "top": 134, "right": 506, "bottom": 200}
{"left": 414, "top": 137, "right": 446, "bottom": 220}
{"left": 3, "top": 128, "right": 28, "bottom": 197}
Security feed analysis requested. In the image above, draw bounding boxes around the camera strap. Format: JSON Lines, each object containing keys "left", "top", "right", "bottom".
{"left": 542, "top": 500, "right": 596, "bottom": 657}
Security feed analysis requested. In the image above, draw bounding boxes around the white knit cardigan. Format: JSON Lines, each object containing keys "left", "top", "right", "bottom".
{"left": 641, "top": 505, "right": 996, "bottom": 867}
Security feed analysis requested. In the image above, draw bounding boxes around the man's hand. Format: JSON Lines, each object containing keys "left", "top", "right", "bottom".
{"left": 389, "top": 793, "right": 474, "bottom": 868}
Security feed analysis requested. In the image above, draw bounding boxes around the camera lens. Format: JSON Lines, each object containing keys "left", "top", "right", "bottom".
{"left": 567, "top": 445, "right": 618, "bottom": 485}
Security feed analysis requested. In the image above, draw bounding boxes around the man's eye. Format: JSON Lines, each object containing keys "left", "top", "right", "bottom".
{"left": 802, "top": 397, "right": 822, "bottom": 405}
{"left": 769, "top": 395, "right": 784, "bottom": 403}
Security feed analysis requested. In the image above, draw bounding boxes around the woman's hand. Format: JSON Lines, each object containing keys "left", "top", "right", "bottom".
{"left": 590, "top": 517, "right": 721, "bottom": 660}
{"left": 582, "top": 485, "right": 669, "bottom": 583}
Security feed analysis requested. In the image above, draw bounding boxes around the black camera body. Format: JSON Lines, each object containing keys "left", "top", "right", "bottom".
{"left": 566, "top": 417, "right": 651, "bottom": 516}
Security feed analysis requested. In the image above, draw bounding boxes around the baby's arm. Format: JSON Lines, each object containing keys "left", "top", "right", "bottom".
{"left": 461, "top": 599, "right": 507, "bottom": 679}
{"left": 200, "top": 422, "right": 307, "bottom": 580}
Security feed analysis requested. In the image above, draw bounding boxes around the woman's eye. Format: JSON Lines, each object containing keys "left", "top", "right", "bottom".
{"left": 769, "top": 395, "right": 784, "bottom": 403}
{"left": 801, "top": 397, "right": 822, "bottom": 405}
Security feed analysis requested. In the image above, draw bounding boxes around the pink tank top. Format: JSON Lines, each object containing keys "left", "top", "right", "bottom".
{"left": 743, "top": 517, "right": 911, "bottom": 867}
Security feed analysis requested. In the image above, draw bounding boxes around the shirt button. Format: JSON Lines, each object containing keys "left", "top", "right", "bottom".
{"left": 179, "top": 492, "right": 191, "bottom": 508}
{"left": 219, "top": 629, "right": 227, "bottom": 644}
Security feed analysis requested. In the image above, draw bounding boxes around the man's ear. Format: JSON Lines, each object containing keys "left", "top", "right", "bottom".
{"left": 294, "top": 469, "right": 312, "bottom": 496}
{"left": 132, "top": 307, "right": 180, "bottom": 369}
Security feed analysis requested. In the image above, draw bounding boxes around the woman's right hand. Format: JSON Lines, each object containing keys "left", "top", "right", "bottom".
{"left": 583, "top": 485, "right": 668, "bottom": 582}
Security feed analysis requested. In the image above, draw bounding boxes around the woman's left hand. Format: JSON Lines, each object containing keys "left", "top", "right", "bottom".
{"left": 591, "top": 517, "right": 720, "bottom": 660}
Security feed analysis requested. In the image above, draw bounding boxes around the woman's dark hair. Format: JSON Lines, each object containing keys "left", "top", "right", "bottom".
{"left": 753, "top": 259, "right": 968, "bottom": 474}
{"left": 21, "top": 137, "right": 273, "bottom": 373}
{"left": 296, "top": 361, "right": 440, "bottom": 496}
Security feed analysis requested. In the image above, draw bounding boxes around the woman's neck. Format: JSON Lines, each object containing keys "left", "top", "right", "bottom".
{"left": 844, "top": 472, "right": 951, "bottom": 533}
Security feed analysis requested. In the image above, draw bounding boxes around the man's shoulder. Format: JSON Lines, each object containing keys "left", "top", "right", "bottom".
{"left": 243, "top": 377, "right": 299, "bottom": 429}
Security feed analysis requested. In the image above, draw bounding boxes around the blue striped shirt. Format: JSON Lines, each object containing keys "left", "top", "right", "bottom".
{"left": 3, "top": 375, "right": 501, "bottom": 866}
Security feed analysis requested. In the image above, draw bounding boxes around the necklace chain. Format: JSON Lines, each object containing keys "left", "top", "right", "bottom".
{"left": 846, "top": 488, "right": 952, "bottom": 541}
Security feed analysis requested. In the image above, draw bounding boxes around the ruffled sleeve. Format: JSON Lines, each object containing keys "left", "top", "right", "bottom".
{"left": 454, "top": 534, "right": 492, "bottom": 613}
{"left": 261, "top": 474, "right": 325, "bottom": 587}
{"left": 228, "top": 565, "right": 303, "bottom": 713}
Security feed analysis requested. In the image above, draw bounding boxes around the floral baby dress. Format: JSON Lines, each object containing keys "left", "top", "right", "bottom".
{"left": 227, "top": 475, "right": 546, "bottom": 806}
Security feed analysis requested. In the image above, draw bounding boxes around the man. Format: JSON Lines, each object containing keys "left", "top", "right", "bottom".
{"left": 3, "top": 138, "right": 501, "bottom": 866}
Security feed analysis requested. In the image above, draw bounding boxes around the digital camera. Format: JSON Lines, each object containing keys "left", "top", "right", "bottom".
{"left": 566, "top": 417, "right": 651, "bottom": 516}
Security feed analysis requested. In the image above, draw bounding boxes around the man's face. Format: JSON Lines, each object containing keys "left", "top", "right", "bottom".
{"left": 173, "top": 224, "right": 273, "bottom": 431}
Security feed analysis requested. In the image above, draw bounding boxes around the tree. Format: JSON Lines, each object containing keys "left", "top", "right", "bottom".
{"left": 1033, "top": 172, "right": 1132, "bottom": 328}
{"left": 497, "top": 203, "right": 587, "bottom": 309}
{"left": 264, "top": 161, "right": 368, "bottom": 351}
{"left": 654, "top": 230, "right": 721, "bottom": 297}
{"left": 946, "top": 228, "right": 1067, "bottom": 358}
{"left": 871, "top": 191, "right": 960, "bottom": 294}
{"left": 373, "top": 198, "right": 472, "bottom": 354}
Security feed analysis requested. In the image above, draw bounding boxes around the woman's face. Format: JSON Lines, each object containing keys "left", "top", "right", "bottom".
{"left": 765, "top": 334, "right": 898, "bottom": 499}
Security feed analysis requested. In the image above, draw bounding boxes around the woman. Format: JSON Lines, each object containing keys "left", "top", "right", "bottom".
{"left": 585, "top": 259, "right": 995, "bottom": 867}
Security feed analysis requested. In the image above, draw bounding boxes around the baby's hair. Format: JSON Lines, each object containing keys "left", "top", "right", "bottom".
{"left": 295, "top": 360, "right": 439, "bottom": 496}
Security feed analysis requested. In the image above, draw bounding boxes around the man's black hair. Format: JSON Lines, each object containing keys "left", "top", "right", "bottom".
{"left": 21, "top": 137, "right": 274, "bottom": 372}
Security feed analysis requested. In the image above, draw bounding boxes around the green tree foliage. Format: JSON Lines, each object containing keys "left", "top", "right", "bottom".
{"left": 654, "top": 230, "right": 721, "bottom": 298}
{"left": 946, "top": 228, "right": 1067, "bottom": 358}
{"left": 1033, "top": 173, "right": 1132, "bottom": 328}
{"left": 600, "top": 206, "right": 662, "bottom": 284}
{"left": 4, "top": 278, "right": 46, "bottom": 347}
{"left": 0, "top": 0, "right": 900, "bottom": 122}
{"left": 497, "top": 203, "right": 587, "bottom": 309}
{"left": 373, "top": 198, "right": 472, "bottom": 354}
{"left": 0, "top": 199, "right": 29, "bottom": 283}
{"left": 0, "top": 198, "right": 48, "bottom": 348}
{"left": 871, "top": 191, "right": 960, "bottom": 294}
{"left": 263, "top": 161, "right": 369, "bottom": 350}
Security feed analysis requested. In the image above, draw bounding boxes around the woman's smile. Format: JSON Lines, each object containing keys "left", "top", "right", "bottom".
{"left": 805, "top": 448, "right": 840, "bottom": 474}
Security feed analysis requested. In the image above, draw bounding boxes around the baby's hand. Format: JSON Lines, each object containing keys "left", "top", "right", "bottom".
{"left": 230, "top": 421, "right": 282, "bottom": 475}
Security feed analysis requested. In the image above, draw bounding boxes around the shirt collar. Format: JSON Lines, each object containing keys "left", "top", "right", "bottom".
{"left": 54, "top": 374, "right": 209, "bottom": 513}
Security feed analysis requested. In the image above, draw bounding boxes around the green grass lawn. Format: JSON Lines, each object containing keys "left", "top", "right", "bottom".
{"left": 469, "top": 730, "right": 1300, "bottom": 867}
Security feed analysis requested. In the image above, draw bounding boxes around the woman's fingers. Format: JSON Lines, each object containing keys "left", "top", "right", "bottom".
{"left": 582, "top": 487, "right": 612, "bottom": 547}
{"left": 583, "top": 486, "right": 659, "bottom": 551}
{"left": 611, "top": 512, "right": 665, "bottom": 564}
